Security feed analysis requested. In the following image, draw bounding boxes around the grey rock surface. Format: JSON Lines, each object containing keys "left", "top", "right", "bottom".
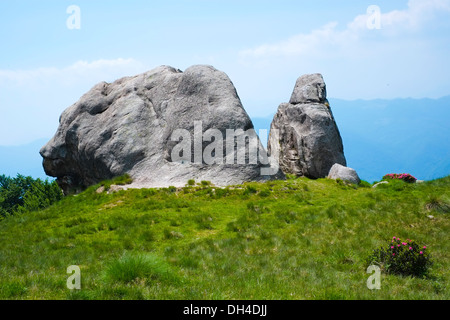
{"left": 289, "top": 73, "right": 327, "bottom": 104}
{"left": 328, "top": 163, "right": 361, "bottom": 184}
{"left": 372, "top": 181, "right": 389, "bottom": 188}
{"left": 268, "top": 74, "right": 347, "bottom": 179}
{"left": 40, "top": 65, "right": 284, "bottom": 194}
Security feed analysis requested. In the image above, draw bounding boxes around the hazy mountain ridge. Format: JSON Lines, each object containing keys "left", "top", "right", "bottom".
{"left": 253, "top": 96, "right": 450, "bottom": 182}
{"left": 0, "top": 138, "right": 48, "bottom": 179}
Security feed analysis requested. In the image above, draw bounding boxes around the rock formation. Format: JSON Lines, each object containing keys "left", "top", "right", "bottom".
{"left": 268, "top": 73, "right": 347, "bottom": 179}
{"left": 40, "top": 65, "right": 284, "bottom": 194}
{"left": 327, "top": 163, "right": 361, "bottom": 184}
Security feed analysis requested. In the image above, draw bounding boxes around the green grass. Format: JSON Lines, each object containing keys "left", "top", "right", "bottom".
{"left": 99, "top": 174, "right": 133, "bottom": 191}
{"left": 102, "top": 252, "right": 179, "bottom": 284}
{"left": 0, "top": 176, "right": 449, "bottom": 300}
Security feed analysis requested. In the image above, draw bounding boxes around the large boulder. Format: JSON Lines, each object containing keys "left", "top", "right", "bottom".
{"left": 268, "top": 74, "right": 347, "bottom": 179}
{"left": 40, "top": 65, "right": 284, "bottom": 194}
{"left": 328, "top": 163, "right": 361, "bottom": 185}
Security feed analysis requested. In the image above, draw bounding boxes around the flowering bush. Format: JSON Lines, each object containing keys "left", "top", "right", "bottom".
{"left": 383, "top": 173, "right": 417, "bottom": 183}
{"left": 366, "top": 237, "right": 432, "bottom": 277}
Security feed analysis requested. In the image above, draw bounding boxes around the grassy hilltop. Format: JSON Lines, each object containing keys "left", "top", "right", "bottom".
{"left": 0, "top": 175, "right": 449, "bottom": 300}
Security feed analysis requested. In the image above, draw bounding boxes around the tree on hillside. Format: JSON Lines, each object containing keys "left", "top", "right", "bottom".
{"left": 0, "top": 174, "right": 63, "bottom": 218}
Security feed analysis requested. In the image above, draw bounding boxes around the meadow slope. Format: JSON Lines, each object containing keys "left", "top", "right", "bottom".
{"left": 0, "top": 176, "right": 449, "bottom": 300}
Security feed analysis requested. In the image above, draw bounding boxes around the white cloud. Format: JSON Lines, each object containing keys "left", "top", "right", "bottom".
{"left": 240, "top": 22, "right": 339, "bottom": 58}
{"left": 0, "top": 58, "right": 144, "bottom": 87}
{"left": 240, "top": 0, "right": 450, "bottom": 59}
{"left": 234, "top": 0, "right": 450, "bottom": 104}
{"left": 350, "top": 0, "right": 450, "bottom": 34}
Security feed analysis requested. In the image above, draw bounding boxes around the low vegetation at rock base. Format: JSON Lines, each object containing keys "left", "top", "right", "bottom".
{"left": 0, "top": 174, "right": 448, "bottom": 300}
{"left": 383, "top": 173, "right": 418, "bottom": 183}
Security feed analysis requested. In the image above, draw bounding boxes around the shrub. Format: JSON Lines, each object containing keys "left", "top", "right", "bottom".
{"left": 383, "top": 173, "right": 417, "bottom": 183}
{"left": 187, "top": 179, "right": 196, "bottom": 186}
{"left": 103, "top": 252, "right": 177, "bottom": 284}
{"left": 425, "top": 195, "right": 450, "bottom": 213}
{"left": 366, "top": 236, "right": 433, "bottom": 277}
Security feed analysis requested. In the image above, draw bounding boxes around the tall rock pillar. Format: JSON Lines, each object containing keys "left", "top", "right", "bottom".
{"left": 268, "top": 74, "right": 346, "bottom": 179}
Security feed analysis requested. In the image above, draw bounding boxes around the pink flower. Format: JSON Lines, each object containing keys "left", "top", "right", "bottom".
{"left": 409, "top": 247, "right": 413, "bottom": 250}
{"left": 420, "top": 251, "right": 423, "bottom": 255}
{"left": 398, "top": 244, "right": 401, "bottom": 247}
{"left": 393, "top": 253, "right": 395, "bottom": 256}
{"left": 391, "top": 246, "right": 394, "bottom": 249}
{"left": 393, "top": 237, "right": 396, "bottom": 240}
{"left": 402, "top": 242, "right": 407, "bottom": 246}
{"left": 423, "top": 246, "right": 427, "bottom": 249}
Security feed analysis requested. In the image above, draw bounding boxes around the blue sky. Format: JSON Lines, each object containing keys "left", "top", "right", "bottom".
{"left": 1, "top": 0, "right": 450, "bottom": 145}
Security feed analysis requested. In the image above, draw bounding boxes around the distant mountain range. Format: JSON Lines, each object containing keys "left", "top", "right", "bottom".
{"left": 253, "top": 96, "right": 450, "bottom": 182}
{"left": 2, "top": 97, "right": 449, "bottom": 183}
{"left": 0, "top": 138, "right": 49, "bottom": 180}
